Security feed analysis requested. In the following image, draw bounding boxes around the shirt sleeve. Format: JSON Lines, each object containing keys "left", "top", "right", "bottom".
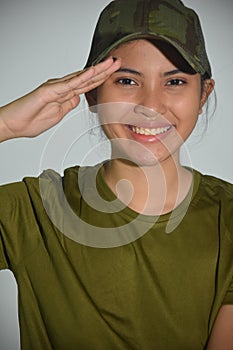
{"left": 0, "top": 179, "right": 41, "bottom": 271}
{"left": 0, "top": 232, "right": 8, "bottom": 269}
{"left": 0, "top": 181, "right": 26, "bottom": 270}
{"left": 222, "top": 276, "right": 233, "bottom": 305}
{"left": 224, "top": 183, "right": 233, "bottom": 304}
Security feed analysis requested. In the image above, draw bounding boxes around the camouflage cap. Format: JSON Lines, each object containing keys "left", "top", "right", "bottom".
{"left": 84, "top": 0, "right": 211, "bottom": 78}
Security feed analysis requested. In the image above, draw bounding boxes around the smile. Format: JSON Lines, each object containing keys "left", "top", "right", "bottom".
{"left": 130, "top": 125, "right": 172, "bottom": 136}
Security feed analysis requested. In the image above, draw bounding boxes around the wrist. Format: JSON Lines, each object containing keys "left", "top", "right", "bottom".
{"left": 0, "top": 107, "right": 16, "bottom": 142}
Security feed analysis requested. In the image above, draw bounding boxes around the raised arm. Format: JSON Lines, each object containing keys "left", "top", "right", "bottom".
{"left": 0, "top": 57, "right": 120, "bottom": 142}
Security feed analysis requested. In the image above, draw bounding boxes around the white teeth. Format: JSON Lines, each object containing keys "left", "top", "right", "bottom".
{"left": 131, "top": 125, "right": 171, "bottom": 136}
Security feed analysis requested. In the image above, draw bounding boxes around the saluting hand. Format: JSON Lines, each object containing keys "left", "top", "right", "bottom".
{"left": 0, "top": 57, "right": 121, "bottom": 142}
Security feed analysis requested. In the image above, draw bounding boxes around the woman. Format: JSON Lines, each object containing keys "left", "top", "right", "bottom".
{"left": 0, "top": 0, "right": 233, "bottom": 349}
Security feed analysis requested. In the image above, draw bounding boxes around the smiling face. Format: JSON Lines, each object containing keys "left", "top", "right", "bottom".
{"left": 90, "top": 39, "right": 214, "bottom": 167}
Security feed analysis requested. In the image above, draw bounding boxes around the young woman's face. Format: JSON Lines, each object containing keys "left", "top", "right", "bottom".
{"left": 95, "top": 39, "right": 212, "bottom": 167}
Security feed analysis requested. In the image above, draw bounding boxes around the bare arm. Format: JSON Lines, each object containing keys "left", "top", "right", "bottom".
{"left": 207, "top": 305, "right": 233, "bottom": 350}
{"left": 0, "top": 57, "right": 121, "bottom": 142}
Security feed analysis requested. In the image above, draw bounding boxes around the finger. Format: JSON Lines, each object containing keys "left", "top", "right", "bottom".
{"left": 41, "top": 95, "right": 81, "bottom": 123}
{"left": 73, "top": 60, "right": 121, "bottom": 93}
{"left": 54, "top": 90, "right": 80, "bottom": 104}
{"left": 47, "top": 56, "right": 116, "bottom": 85}
{"left": 43, "top": 57, "right": 121, "bottom": 101}
{"left": 40, "top": 68, "right": 96, "bottom": 102}
{"left": 47, "top": 69, "right": 88, "bottom": 84}
{"left": 87, "top": 56, "right": 119, "bottom": 76}
{"left": 52, "top": 69, "right": 112, "bottom": 104}
{"left": 61, "top": 95, "right": 81, "bottom": 115}
{"left": 71, "top": 59, "right": 121, "bottom": 93}
{"left": 67, "top": 57, "right": 121, "bottom": 90}
{"left": 46, "top": 67, "right": 94, "bottom": 87}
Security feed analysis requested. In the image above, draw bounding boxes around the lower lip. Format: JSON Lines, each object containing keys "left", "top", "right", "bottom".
{"left": 127, "top": 126, "right": 173, "bottom": 143}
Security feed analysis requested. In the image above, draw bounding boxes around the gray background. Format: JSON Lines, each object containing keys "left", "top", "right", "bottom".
{"left": 0, "top": 0, "right": 233, "bottom": 348}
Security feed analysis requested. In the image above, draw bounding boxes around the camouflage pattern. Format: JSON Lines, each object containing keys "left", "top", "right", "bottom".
{"left": 84, "top": 0, "right": 211, "bottom": 78}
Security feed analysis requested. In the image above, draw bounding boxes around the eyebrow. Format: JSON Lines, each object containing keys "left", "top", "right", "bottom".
{"left": 114, "top": 68, "right": 183, "bottom": 77}
{"left": 115, "top": 68, "right": 143, "bottom": 76}
{"left": 163, "top": 69, "right": 182, "bottom": 77}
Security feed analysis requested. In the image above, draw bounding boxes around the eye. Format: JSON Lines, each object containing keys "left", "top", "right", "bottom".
{"left": 117, "top": 78, "right": 137, "bottom": 86}
{"left": 166, "top": 79, "right": 186, "bottom": 86}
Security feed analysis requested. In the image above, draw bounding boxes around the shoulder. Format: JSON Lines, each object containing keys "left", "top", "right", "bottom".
{"left": 0, "top": 164, "right": 100, "bottom": 204}
{"left": 62, "top": 163, "right": 103, "bottom": 192}
{"left": 194, "top": 170, "right": 233, "bottom": 205}
{"left": 199, "top": 171, "right": 233, "bottom": 196}
{"left": 0, "top": 177, "right": 39, "bottom": 208}
{"left": 194, "top": 170, "right": 233, "bottom": 240}
{"left": 0, "top": 168, "right": 63, "bottom": 214}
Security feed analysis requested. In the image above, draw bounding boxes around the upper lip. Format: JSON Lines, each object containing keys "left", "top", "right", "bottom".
{"left": 127, "top": 123, "right": 173, "bottom": 129}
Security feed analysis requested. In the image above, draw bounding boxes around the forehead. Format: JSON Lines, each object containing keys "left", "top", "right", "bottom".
{"left": 110, "top": 40, "right": 171, "bottom": 65}
{"left": 110, "top": 39, "right": 195, "bottom": 74}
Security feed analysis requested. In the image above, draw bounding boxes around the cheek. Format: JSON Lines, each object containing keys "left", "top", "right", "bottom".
{"left": 100, "top": 123, "right": 123, "bottom": 141}
{"left": 97, "top": 83, "right": 119, "bottom": 104}
{"left": 97, "top": 82, "right": 138, "bottom": 105}
{"left": 97, "top": 99, "right": 136, "bottom": 127}
{"left": 96, "top": 85, "right": 107, "bottom": 104}
{"left": 174, "top": 90, "right": 201, "bottom": 119}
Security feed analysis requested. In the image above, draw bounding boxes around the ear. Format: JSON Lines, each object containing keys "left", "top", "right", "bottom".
{"left": 85, "top": 90, "right": 98, "bottom": 113}
{"left": 199, "top": 78, "right": 215, "bottom": 114}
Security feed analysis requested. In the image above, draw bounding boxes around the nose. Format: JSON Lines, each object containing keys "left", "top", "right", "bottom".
{"left": 134, "top": 88, "right": 167, "bottom": 119}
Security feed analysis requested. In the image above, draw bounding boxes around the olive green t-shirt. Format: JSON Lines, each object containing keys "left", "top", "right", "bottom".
{"left": 0, "top": 164, "right": 233, "bottom": 350}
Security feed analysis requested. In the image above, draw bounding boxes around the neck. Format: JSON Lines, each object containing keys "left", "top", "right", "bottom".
{"left": 103, "top": 154, "right": 193, "bottom": 215}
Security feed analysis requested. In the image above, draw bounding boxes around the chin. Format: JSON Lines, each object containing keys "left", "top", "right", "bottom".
{"left": 130, "top": 153, "right": 161, "bottom": 167}
{"left": 110, "top": 136, "right": 182, "bottom": 169}
{"left": 111, "top": 143, "right": 169, "bottom": 168}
